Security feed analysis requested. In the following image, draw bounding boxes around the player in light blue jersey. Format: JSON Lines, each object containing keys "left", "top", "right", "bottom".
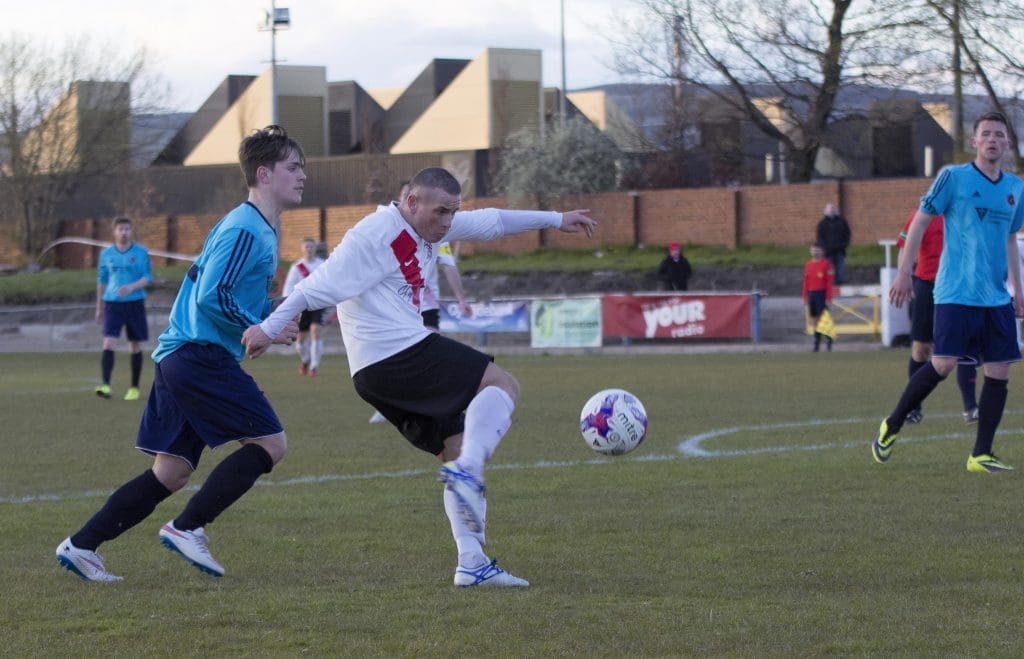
{"left": 95, "top": 217, "right": 151, "bottom": 401}
{"left": 872, "top": 112, "right": 1024, "bottom": 473}
{"left": 56, "top": 126, "right": 304, "bottom": 582}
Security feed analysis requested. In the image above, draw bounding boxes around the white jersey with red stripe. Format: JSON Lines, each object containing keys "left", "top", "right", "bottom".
{"left": 261, "top": 202, "right": 561, "bottom": 374}
{"left": 282, "top": 256, "right": 325, "bottom": 297}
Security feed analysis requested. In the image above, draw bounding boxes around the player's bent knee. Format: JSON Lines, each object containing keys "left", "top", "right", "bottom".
{"left": 245, "top": 432, "right": 287, "bottom": 465}
{"left": 480, "top": 364, "right": 520, "bottom": 403}
{"left": 152, "top": 455, "right": 193, "bottom": 492}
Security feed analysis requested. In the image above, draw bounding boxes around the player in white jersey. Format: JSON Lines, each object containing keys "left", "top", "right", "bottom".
{"left": 282, "top": 237, "right": 327, "bottom": 376}
{"left": 243, "top": 167, "right": 596, "bottom": 588}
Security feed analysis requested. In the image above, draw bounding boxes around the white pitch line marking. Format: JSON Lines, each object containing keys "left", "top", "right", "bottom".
{"left": 3, "top": 413, "right": 1017, "bottom": 505}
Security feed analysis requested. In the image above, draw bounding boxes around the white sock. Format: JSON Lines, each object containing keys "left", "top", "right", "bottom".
{"left": 458, "top": 386, "right": 514, "bottom": 477}
{"left": 310, "top": 339, "right": 323, "bottom": 369}
{"left": 444, "top": 487, "right": 485, "bottom": 547}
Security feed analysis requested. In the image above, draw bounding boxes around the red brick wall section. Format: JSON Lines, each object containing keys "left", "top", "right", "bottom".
{"left": 132, "top": 215, "right": 168, "bottom": 260}
{"left": 0, "top": 231, "right": 20, "bottom": 266}
{"left": 175, "top": 213, "right": 224, "bottom": 256}
{"left": 279, "top": 208, "right": 324, "bottom": 262}
{"left": 55, "top": 219, "right": 95, "bottom": 268}
{"left": 638, "top": 188, "right": 739, "bottom": 248}
{"left": 31, "top": 177, "right": 945, "bottom": 268}
{"left": 843, "top": 178, "right": 930, "bottom": 244}
{"left": 740, "top": 181, "right": 841, "bottom": 247}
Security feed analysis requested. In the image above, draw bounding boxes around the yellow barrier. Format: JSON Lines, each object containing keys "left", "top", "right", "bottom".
{"left": 805, "top": 285, "right": 881, "bottom": 337}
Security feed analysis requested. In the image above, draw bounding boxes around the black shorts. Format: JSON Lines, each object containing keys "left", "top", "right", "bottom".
{"left": 806, "top": 290, "right": 828, "bottom": 318}
{"left": 421, "top": 308, "right": 440, "bottom": 329}
{"left": 298, "top": 309, "right": 324, "bottom": 331}
{"left": 352, "top": 333, "right": 493, "bottom": 455}
{"left": 909, "top": 276, "right": 935, "bottom": 343}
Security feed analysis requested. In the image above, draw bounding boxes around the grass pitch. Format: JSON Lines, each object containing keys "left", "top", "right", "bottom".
{"left": 3, "top": 350, "right": 1024, "bottom": 656}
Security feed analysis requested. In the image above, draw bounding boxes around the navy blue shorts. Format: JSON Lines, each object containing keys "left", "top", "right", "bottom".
{"left": 806, "top": 290, "right": 828, "bottom": 318}
{"left": 136, "top": 343, "right": 283, "bottom": 469}
{"left": 103, "top": 300, "right": 148, "bottom": 342}
{"left": 933, "top": 303, "right": 1021, "bottom": 366}
{"left": 352, "top": 333, "right": 493, "bottom": 456}
{"left": 909, "top": 276, "right": 935, "bottom": 343}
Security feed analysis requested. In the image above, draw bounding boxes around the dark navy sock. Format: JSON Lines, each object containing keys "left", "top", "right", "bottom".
{"left": 71, "top": 470, "right": 172, "bottom": 551}
{"left": 957, "top": 364, "right": 978, "bottom": 411}
{"left": 906, "top": 358, "right": 927, "bottom": 413}
{"left": 101, "top": 349, "right": 115, "bottom": 384}
{"left": 907, "top": 357, "right": 926, "bottom": 380}
{"left": 972, "top": 376, "right": 1008, "bottom": 457}
{"left": 174, "top": 444, "right": 274, "bottom": 531}
{"left": 130, "top": 352, "right": 143, "bottom": 387}
{"left": 887, "top": 361, "right": 945, "bottom": 432}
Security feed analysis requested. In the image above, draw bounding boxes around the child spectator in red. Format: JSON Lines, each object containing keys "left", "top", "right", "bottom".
{"left": 802, "top": 243, "right": 835, "bottom": 352}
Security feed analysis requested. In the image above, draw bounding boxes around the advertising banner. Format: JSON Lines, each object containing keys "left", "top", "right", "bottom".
{"left": 438, "top": 301, "right": 530, "bottom": 333}
{"left": 602, "top": 294, "right": 752, "bottom": 339}
{"left": 530, "top": 297, "right": 602, "bottom": 348}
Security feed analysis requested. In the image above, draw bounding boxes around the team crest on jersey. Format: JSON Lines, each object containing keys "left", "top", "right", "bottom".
{"left": 1009, "top": 194, "right": 1016, "bottom": 206}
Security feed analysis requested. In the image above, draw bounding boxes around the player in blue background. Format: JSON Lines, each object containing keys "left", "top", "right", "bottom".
{"left": 95, "top": 217, "right": 151, "bottom": 401}
{"left": 56, "top": 126, "right": 303, "bottom": 582}
{"left": 873, "top": 111, "right": 1024, "bottom": 473}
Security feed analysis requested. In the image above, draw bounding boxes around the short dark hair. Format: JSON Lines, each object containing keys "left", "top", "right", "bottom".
{"left": 408, "top": 167, "right": 461, "bottom": 196}
{"left": 973, "top": 111, "right": 1009, "bottom": 134}
{"left": 112, "top": 216, "right": 132, "bottom": 228}
{"left": 238, "top": 125, "right": 305, "bottom": 187}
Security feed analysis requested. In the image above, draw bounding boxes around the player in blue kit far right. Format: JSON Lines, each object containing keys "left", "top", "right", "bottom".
{"left": 872, "top": 111, "right": 1024, "bottom": 473}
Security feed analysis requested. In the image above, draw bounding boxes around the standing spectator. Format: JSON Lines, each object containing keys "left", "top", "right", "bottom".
{"left": 872, "top": 111, "right": 1023, "bottom": 473}
{"left": 56, "top": 125, "right": 304, "bottom": 582}
{"left": 896, "top": 210, "right": 978, "bottom": 425}
{"left": 816, "top": 203, "right": 851, "bottom": 285}
{"left": 282, "top": 237, "right": 327, "bottom": 377}
{"left": 95, "top": 216, "right": 152, "bottom": 401}
{"left": 657, "top": 241, "right": 693, "bottom": 291}
{"left": 802, "top": 243, "right": 834, "bottom": 352}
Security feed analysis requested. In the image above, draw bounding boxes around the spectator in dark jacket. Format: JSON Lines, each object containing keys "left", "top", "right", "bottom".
{"left": 816, "top": 203, "right": 851, "bottom": 284}
{"left": 657, "top": 242, "right": 693, "bottom": 291}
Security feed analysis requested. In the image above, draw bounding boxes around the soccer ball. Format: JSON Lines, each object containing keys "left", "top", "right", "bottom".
{"left": 579, "top": 388, "right": 648, "bottom": 456}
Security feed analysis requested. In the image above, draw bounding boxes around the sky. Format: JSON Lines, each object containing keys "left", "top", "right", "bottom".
{"left": 9, "top": 0, "right": 639, "bottom": 113}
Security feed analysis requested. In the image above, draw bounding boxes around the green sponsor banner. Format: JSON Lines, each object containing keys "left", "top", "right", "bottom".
{"left": 530, "top": 297, "right": 603, "bottom": 348}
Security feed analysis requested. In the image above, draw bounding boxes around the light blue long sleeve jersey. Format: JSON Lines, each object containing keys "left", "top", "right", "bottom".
{"left": 97, "top": 243, "right": 151, "bottom": 302}
{"left": 922, "top": 162, "right": 1024, "bottom": 307}
{"left": 152, "top": 202, "right": 278, "bottom": 363}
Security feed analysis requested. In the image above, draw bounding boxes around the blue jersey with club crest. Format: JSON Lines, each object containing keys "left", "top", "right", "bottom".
{"left": 922, "top": 163, "right": 1024, "bottom": 306}
{"left": 153, "top": 202, "right": 278, "bottom": 363}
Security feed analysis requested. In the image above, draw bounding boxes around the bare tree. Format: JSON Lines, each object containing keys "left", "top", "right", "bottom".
{"left": 495, "top": 117, "right": 621, "bottom": 210}
{"left": 917, "top": 0, "right": 1024, "bottom": 162}
{"left": 610, "top": 0, "right": 923, "bottom": 182}
{"left": 0, "top": 32, "right": 165, "bottom": 261}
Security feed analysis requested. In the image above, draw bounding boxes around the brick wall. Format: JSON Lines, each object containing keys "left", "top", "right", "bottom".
{"left": 278, "top": 207, "right": 323, "bottom": 260}
{"left": 33, "top": 177, "right": 934, "bottom": 268}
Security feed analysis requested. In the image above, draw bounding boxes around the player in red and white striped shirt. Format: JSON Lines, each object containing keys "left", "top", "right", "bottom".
{"left": 244, "top": 167, "right": 596, "bottom": 587}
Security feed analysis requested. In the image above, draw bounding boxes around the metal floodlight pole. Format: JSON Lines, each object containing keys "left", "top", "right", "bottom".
{"left": 271, "top": 0, "right": 278, "bottom": 125}
{"left": 259, "top": 1, "right": 290, "bottom": 125}
{"left": 560, "top": 0, "right": 567, "bottom": 128}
